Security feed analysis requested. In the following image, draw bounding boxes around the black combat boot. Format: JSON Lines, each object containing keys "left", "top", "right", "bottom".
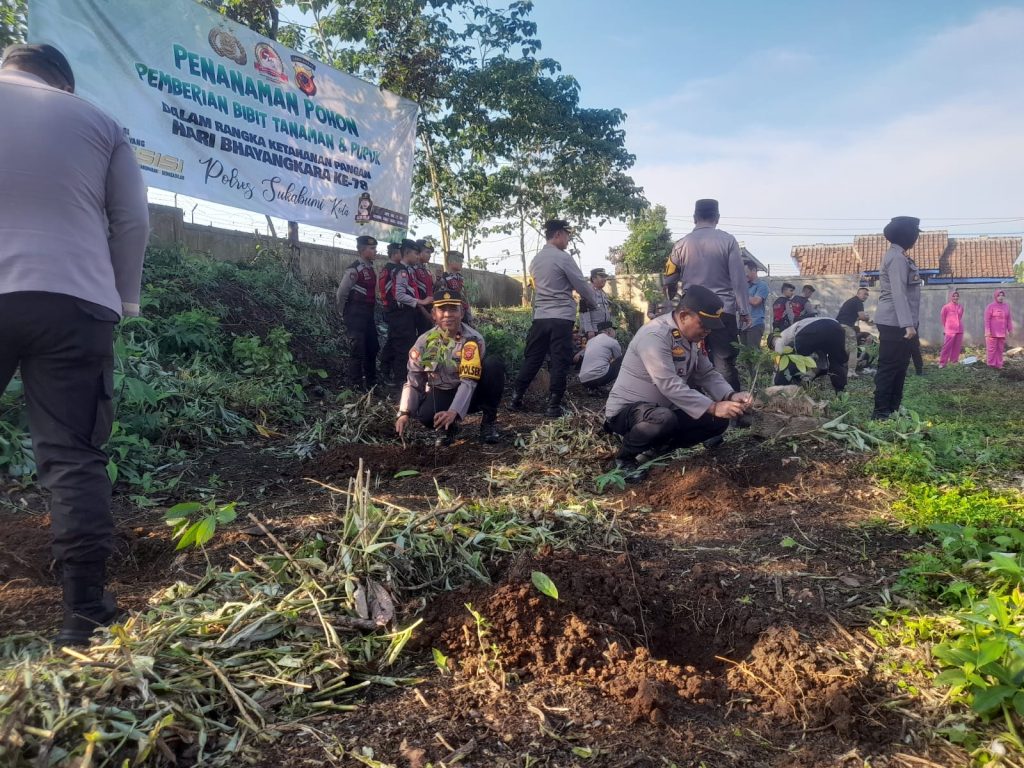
{"left": 613, "top": 457, "right": 647, "bottom": 484}
{"left": 434, "top": 424, "right": 460, "bottom": 448}
{"left": 54, "top": 562, "right": 119, "bottom": 648}
{"left": 508, "top": 392, "right": 526, "bottom": 412}
{"left": 544, "top": 393, "right": 564, "bottom": 418}
{"left": 479, "top": 417, "right": 500, "bottom": 444}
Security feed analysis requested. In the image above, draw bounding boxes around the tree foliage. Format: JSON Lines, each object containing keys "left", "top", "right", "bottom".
{"left": 613, "top": 204, "right": 674, "bottom": 275}
{"left": 0, "top": 0, "right": 28, "bottom": 49}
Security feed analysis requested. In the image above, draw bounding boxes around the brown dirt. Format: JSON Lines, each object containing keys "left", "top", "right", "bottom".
{"left": 1, "top": 408, "right": 958, "bottom": 766}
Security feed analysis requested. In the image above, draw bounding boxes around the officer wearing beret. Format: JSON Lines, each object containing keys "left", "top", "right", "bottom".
{"left": 663, "top": 199, "right": 750, "bottom": 391}
{"left": 335, "top": 235, "right": 379, "bottom": 388}
{"left": 511, "top": 219, "right": 599, "bottom": 417}
{"left": 396, "top": 288, "right": 505, "bottom": 445}
{"left": 605, "top": 286, "right": 753, "bottom": 481}
{"left": 579, "top": 267, "right": 612, "bottom": 338}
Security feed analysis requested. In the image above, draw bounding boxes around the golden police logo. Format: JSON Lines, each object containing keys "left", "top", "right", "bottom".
{"left": 459, "top": 342, "right": 482, "bottom": 380}
{"left": 671, "top": 346, "right": 686, "bottom": 357}
{"left": 443, "top": 292, "right": 452, "bottom": 299}
{"left": 254, "top": 43, "right": 288, "bottom": 83}
{"left": 291, "top": 55, "right": 316, "bottom": 96}
{"left": 208, "top": 26, "right": 246, "bottom": 65}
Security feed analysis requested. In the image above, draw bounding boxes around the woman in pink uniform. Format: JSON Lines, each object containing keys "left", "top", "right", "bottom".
{"left": 938, "top": 290, "right": 964, "bottom": 367}
{"left": 984, "top": 289, "right": 1014, "bottom": 368}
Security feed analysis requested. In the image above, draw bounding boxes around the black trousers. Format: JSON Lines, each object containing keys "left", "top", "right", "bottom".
{"left": 581, "top": 355, "right": 623, "bottom": 389}
{"left": 415, "top": 310, "right": 432, "bottom": 336}
{"left": 606, "top": 403, "right": 728, "bottom": 460}
{"left": 0, "top": 292, "right": 116, "bottom": 565}
{"left": 515, "top": 318, "right": 574, "bottom": 398}
{"left": 381, "top": 307, "right": 418, "bottom": 383}
{"left": 874, "top": 324, "right": 912, "bottom": 415}
{"left": 909, "top": 333, "right": 923, "bottom": 374}
{"left": 773, "top": 321, "right": 848, "bottom": 392}
{"left": 343, "top": 303, "right": 379, "bottom": 385}
{"left": 416, "top": 357, "right": 506, "bottom": 427}
{"left": 705, "top": 312, "right": 741, "bottom": 391}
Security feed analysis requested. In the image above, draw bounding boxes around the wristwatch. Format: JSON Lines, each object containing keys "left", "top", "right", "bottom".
{"left": 398, "top": 410, "right": 411, "bottom": 417}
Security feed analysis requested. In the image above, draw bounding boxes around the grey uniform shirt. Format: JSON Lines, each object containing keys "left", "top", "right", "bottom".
{"left": 663, "top": 224, "right": 750, "bottom": 317}
{"left": 399, "top": 323, "right": 486, "bottom": 418}
{"left": 0, "top": 70, "right": 149, "bottom": 316}
{"left": 529, "top": 244, "right": 599, "bottom": 321}
{"left": 606, "top": 314, "right": 734, "bottom": 420}
{"left": 393, "top": 263, "right": 419, "bottom": 308}
{"left": 874, "top": 244, "right": 921, "bottom": 329}
{"left": 579, "top": 332, "right": 622, "bottom": 384}
{"left": 579, "top": 287, "right": 611, "bottom": 334}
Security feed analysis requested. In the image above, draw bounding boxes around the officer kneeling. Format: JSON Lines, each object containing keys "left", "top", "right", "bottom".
{"left": 604, "top": 286, "right": 753, "bottom": 481}
{"left": 395, "top": 288, "right": 505, "bottom": 445}
{"left": 769, "top": 316, "right": 848, "bottom": 393}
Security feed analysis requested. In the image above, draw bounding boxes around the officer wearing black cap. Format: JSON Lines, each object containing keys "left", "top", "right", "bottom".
{"left": 604, "top": 286, "right": 753, "bottom": 481}
{"left": 396, "top": 288, "right": 505, "bottom": 445}
{"left": 511, "top": 218, "right": 599, "bottom": 417}
{"left": 335, "top": 235, "right": 379, "bottom": 388}
{"left": 873, "top": 216, "right": 923, "bottom": 419}
{"left": 580, "top": 267, "right": 612, "bottom": 338}
{"left": 1, "top": 44, "right": 149, "bottom": 645}
{"left": 663, "top": 199, "right": 750, "bottom": 391}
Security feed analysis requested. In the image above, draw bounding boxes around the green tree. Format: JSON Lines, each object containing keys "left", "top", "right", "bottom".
{"left": 615, "top": 204, "right": 674, "bottom": 275}
{"left": 0, "top": 0, "right": 28, "bottom": 48}
{"left": 610, "top": 204, "right": 674, "bottom": 303}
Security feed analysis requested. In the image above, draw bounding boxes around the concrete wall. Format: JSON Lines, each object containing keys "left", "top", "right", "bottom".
{"left": 147, "top": 204, "right": 523, "bottom": 308}
{"left": 604, "top": 269, "right": 1023, "bottom": 348}
{"left": 767, "top": 275, "right": 1024, "bottom": 349}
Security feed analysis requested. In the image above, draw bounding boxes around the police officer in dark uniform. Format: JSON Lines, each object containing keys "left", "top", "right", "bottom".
{"left": 377, "top": 242, "right": 403, "bottom": 382}
{"left": 396, "top": 288, "right": 504, "bottom": 445}
{"left": 412, "top": 239, "right": 435, "bottom": 335}
{"left": 439, "top": 250, "right": 473, "bottom": 324}
{"left": 335, "top": 235, "right": 379, "bottom": 389}
{"left": 605, "top": 286, "right": 753, "bottom": 481}
{"left": 380, "top": 239, "right": 429, "bottom": 386}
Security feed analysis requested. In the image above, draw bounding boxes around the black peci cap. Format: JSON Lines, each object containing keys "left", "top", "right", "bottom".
{"left": 2, "top": 43, "right": 75, "bottom": 90}
{"left": 676, "top": 285, "right": 725, "bottom": 329}
{"left": 432, "top": 288, "right": 465, "bottom": 308}
{"left": 597, "top": 320, "right": 614, "bottom": 331}
{"left": 694, "top": 198, "right": 720, "bottom": 219}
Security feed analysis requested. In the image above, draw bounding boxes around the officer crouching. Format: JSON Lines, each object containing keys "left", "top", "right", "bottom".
{"left": 395, "top": 288, "right": 505, "bottom": 445}
{"left": 604, "top": 285, "right": 753, "bottom": 481}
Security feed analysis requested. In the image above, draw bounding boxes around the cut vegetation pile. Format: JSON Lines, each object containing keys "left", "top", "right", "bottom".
{"left": 2, "top": 246, "right": 1024, "bottom": 767}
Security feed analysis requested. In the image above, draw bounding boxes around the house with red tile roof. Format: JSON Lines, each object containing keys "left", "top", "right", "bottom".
{"left": 791, "top": 232, "right": 1021, "bottom": 284}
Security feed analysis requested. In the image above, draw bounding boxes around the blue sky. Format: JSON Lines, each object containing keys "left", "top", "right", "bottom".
{"left": 471, "top": 0, "right": 1024, "bottom": 274}
{"left": 157, "top": 1, "right": 1024, "bottom": 276}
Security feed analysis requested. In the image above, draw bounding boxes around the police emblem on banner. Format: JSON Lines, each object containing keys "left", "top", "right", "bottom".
{"left": 208, "top": 26, "right": 246, "bottom": 65}
{"left": 254, "top": 42, "right": 288, "bottom": 83}
{"left": 291, "top": 55, "right": 316, "bottom": 96}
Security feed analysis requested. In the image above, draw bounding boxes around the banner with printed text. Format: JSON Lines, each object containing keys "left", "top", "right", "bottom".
{"left": 30, "top": 0, "right": 419, "bottom": 237}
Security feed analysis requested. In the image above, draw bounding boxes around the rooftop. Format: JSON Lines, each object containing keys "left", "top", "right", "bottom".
{"left": 792, "top": 232, "right": 1021, "bottom": 280}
